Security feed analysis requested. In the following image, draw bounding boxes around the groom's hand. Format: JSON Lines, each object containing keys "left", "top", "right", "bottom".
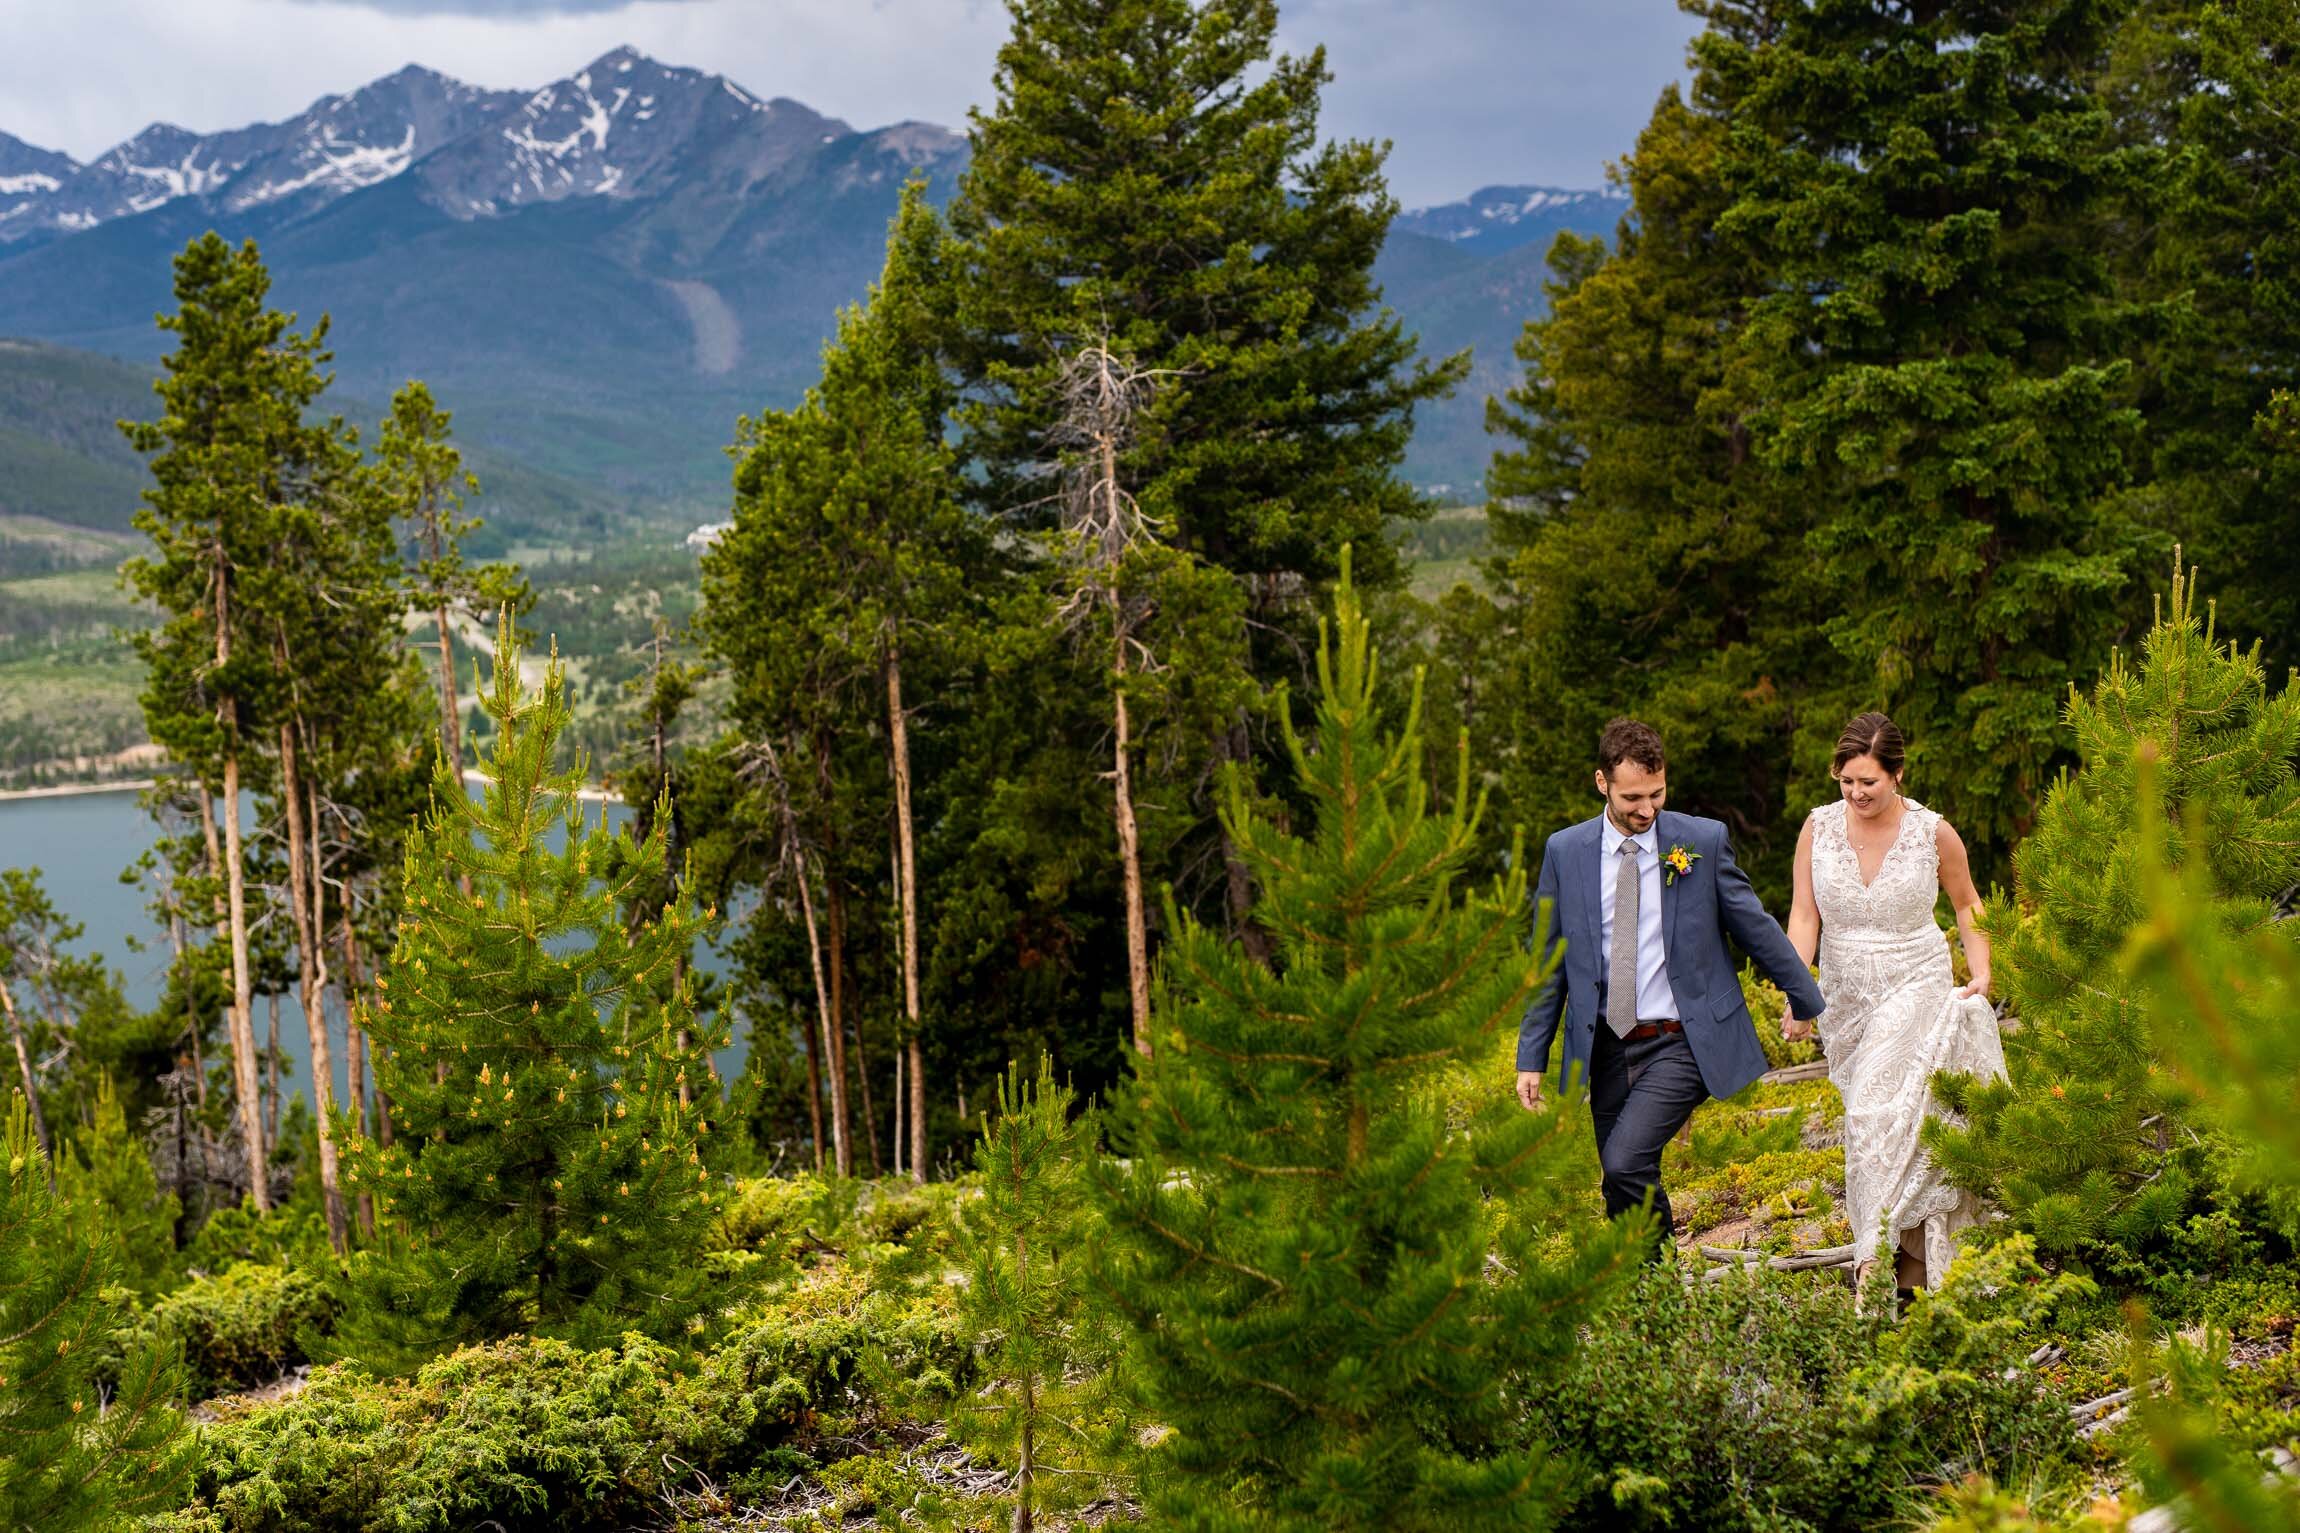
{"left": 1781, "top": 1012, "right": 1815, "bottom": 1043}
{"left": 1515, "top": 1071, "right": 1546, "bottom": 1113}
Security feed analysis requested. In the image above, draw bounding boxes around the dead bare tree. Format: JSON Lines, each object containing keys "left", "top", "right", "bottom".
{"left": 1046, "top": 342, "right": 1186, "bottom": 1056}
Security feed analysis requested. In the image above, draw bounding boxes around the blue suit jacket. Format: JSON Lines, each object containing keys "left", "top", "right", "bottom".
{"left": 1516, "top": 809, "right": 1825, "bottom": 1102}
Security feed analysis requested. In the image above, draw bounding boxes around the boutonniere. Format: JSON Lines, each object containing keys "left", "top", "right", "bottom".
{"left": 1663, "top": 844, "right": 1701, "bottom": 886}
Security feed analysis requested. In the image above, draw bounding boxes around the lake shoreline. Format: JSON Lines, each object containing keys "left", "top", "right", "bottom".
{"left": 0, "top": 777, "right": 155, "bottom": 802}
{"left": 0, "top": 771, "right": 621, "bottom": 805}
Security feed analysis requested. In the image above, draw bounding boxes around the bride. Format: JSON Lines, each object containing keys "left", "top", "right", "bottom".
{"left": 1782, "top": 712, "right": 2006, "bottom": 1296}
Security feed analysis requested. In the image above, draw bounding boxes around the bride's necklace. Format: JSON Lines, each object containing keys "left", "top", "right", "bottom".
{"left": 1847, "top": 797, "right": 1905, "bottom": 857}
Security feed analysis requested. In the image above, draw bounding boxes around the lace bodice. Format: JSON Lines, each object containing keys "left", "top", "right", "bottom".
{"left": 1805, "top": 795, "right": 2005, "bottom": 1275}
{"left": 1810, "top": 798, "right": 1943, "bottom": 940}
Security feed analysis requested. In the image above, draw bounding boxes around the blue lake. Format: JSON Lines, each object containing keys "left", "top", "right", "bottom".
{"left": 0, "top": 787, "right": 750, "bottom": 1110}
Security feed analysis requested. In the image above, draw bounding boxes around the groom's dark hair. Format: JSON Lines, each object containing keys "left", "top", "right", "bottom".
{"left": 1598, "top": 717, "right": 1666, "bottom": 777}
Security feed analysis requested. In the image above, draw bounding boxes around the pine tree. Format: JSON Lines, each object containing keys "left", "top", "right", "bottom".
{"left": 1484, "top": 70, "right": 1845, "bottom": 892}
{"left": 949, "top": 0, "right": 1463, "bottom": 592}
{"left": 2107, "top": 0, "right": 2300, "bottom": 670}
{"left": 123, "top": 232, "right": 347, "bottom": 1209}
{"left": 1093, "top": 550, "right": 1638, "bottom": 1529}
{"left": 702, "top": 184, "right": 997, "bottom": 1180}
{"left": 950, "top": 1056, "right": 1120, "bottom": 1531}
{"left": 0, "top": 1094, "right": 194, "bottom": 1530}
{"left": 378, "top": 380, "right": 530, "bottom": 772}
{"left": 261, "top": 375, "right": 411, "bottom": 1255}
{"left": 335, "top": 620, "right": 725, "bottom": 1365}
{"left": 1703, "top": 0, "right": 2153, "bottom": 874}
{"left": 1931, "top": 556, "right": 2300, "bottom": 1264}
{"left": 54, "top": 1074, "right": 178, "bottom": 1299}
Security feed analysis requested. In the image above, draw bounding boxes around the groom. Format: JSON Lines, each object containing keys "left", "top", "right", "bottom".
{"left": 1516, "top": 718, "right": 1824, "bottom": 1257}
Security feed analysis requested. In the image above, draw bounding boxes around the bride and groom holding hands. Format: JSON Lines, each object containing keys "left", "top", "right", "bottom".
{"left": 1515, "top": 714, "right": 2008, "bottom": 1294}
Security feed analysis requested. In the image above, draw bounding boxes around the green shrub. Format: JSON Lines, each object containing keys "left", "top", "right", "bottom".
{"left": 177, "top": 1201, "right": 334, "bottom": 1278}
{"left": 1531, "top": 1237, "right": 2090, "bottom": 1531}
{"left": 162, "top": 1282, "right": 973, "bottom": 1530}
{"left": 130, "top": 1261, "right": 338, "bottom": 1399}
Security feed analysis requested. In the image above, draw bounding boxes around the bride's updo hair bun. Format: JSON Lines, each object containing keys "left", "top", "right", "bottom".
{"left": 1833, "top": 711, "right": 1906, "bottom": 778}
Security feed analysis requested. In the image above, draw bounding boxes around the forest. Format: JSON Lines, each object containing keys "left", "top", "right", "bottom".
{"left": 4, "top": 0, "right": 2299, "bottom": 1528}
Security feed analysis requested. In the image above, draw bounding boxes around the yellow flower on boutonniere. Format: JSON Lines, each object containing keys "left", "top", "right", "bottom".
{"left": 1664, "top": 844, "right": 1702, "bottom": 886}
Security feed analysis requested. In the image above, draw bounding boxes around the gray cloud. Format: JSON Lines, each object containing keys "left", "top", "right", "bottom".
{"left": 280, "top": 0, "right": 692, "bottom": 14}
{"left": 0, "top": 0, "right": 1696, "bottom": 205}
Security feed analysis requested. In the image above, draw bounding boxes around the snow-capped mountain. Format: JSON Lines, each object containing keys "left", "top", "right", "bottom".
{"left": 0, "top": 48, "right": 957, "bottom": 244}
{"left": 415, "top": 46, "right": 846, "bottom": 217}
{"left": 0, "top": 65, "right": 521, "bottom": 239}
{"left": 0, "top": 131, "right": 79, "bottom": 228}
{"left": 0, "top": 50, "right": 1621, "bottom": 503}
{"left": 217, "top": 66, "right": 523, "bottom": 214}
{"left": 1392, "top": 184, "right": 1628, "bottom": 256}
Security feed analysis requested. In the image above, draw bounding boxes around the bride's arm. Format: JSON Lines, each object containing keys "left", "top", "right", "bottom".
{"left": 1936, "top": 818, "right": 1991, "bottom": 999}
{"left": 1778, "top": 817, "right": 1821, "bottom": 1040}
{"left": 1786, "top": 816, "right": 1820, "bottom": 969}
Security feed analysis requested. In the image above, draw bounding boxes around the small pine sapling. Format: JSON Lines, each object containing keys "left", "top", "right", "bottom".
{"left": 1930, "top": 556, "right": 2300, "bottom": 1263}
{"left": 55, "top": 1072, "right": 180, "bottom": 1298}
{"left": 0, "top": 1093, "right": 194, "bottom": 1527}
{"left": 950, "top": 1055, "right": 1123, "bottom": 1531}
{"left": 335, "top": 618, "right": 727, "bottom": 1367}
{"left": 1093, "top": 549, "right": 1640, "bottom": 1530}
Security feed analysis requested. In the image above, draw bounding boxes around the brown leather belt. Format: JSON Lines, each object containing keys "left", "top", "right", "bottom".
{"left": 1619, "top": 1020, "right": 1684, "bottom": 1041}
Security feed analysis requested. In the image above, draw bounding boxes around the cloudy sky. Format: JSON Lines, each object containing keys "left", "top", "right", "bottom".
{"left": 0, "top": 0, "right": 1701, "bottom": 207}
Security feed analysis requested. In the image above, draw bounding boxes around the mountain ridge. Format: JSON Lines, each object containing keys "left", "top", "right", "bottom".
{"left": 0, "top": 48, "right": 1626, "bottom": 507}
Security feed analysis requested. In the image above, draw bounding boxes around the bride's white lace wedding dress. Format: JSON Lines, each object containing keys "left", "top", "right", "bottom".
{"left": 1808, "top": 798, "right": 2006, "bottom": 1280}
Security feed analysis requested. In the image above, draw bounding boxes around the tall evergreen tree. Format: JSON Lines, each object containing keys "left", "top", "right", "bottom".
{"left": 0, "top": 1094, "right": 194, "bottom": 1529}
{"left": 256, "top": 368, "right": 410, "bottom": 1255}
{"left": 335, "top": 622, "right": 724, "bottom": 1365}
{"left": 1094, "top": 551, "right": 1637, "bottom": 1529}
{"left": 1931, "top": 557, "right": 2300, "bottom": 1263}
{"left": 1702, "top": 0, "right": 2153, "bottom": 874}
{"left": 949, "top": 0, "right": 1463, "bottom": 591}
{"left": 2108, "top": 0, "right": 2300, "bottom": 670}
{"left": 1485, "top": 72, "right": 1843, "bottom": 892}
{"left": 122, "top": 233, "right": 345, "bottom": 1208}
{"left": 950, "top": 0, "right": 1464, "bottom": 960}
{"left": 703, "top": 185, "right": 997, "bottom": 1179}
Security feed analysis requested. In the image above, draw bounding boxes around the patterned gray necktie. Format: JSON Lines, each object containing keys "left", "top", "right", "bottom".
{"left": 1607, "top": 838, "right": 1641, "bottom": 1038}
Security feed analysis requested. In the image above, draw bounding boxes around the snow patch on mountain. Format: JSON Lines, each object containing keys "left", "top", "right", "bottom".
{"left": 1392, "top": 183, "right": 1630, "bottom": 255}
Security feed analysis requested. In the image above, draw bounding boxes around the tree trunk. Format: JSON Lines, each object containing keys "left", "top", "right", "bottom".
{"left": 211, "top": 532, "right": 269, "bottom": 1210}
{"left": 1112, "top": 639, "right": 1152, "bottom": 1055}
{"left": 346, "top": 1003, "right": 373, "bottom": 1236}
{"left": 428, "top": 477, "right": 462, "bottom": 774}
{"left": 265, "top": 991, "right": 280, "bottom": 1150}
{"left": 340, "top": 914, "right": 391, "bottom": 1151}
{"left": 885, "top": 647, "right": 928, "bottom": 1184}
{"left": 1013, "top": 1225, "right": 1035, "bottom": 1533}
{"left": 795, "top": 864, "right": 832, "bottom": 1176}
{"left": 851, "top": 892, "right": 883, "bottom": 1181}
{"left": 824, "top": 873, "right": 856, "bottom": 1178}
{"left": 893, "top": 1046, "right": 906, "bottom": 1180}
{"left": 279, "top": 722, "right": 347, "bottom": 1252}
{"left": 218, "top": 741, "right": 269, "bottom": 1208}
{"left": 798, "top": 855, "right": 849, "bottom": 1177}
{"left": 0, "top": 978, "right": 51, "bottom": 1160}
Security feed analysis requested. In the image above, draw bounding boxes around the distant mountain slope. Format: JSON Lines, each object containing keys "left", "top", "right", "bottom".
{"left": 0, "top": 49, "right": 1625, "bottom": 515}
{"left": 1392, "top": 183, "right": 1627, "bottom": 258}
{"left": 0, "top": 338, "right": 634, "bottom": 549}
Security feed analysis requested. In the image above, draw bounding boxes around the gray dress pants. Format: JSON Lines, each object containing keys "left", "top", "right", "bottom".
{"left": 1588, "top": 1022, "right": 1709, "bottom": 1258}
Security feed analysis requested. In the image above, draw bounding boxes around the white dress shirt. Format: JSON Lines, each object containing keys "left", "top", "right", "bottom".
{"left": 1599, "top": 819, "right": 1680, "bottom": 1023}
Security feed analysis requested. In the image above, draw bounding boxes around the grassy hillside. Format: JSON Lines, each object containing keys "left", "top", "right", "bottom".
{"left": 0, "top": 337, "right": 658, "bottom": 552}
{"left": 0, "top": 545, "right": 151, "bottom": 785}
